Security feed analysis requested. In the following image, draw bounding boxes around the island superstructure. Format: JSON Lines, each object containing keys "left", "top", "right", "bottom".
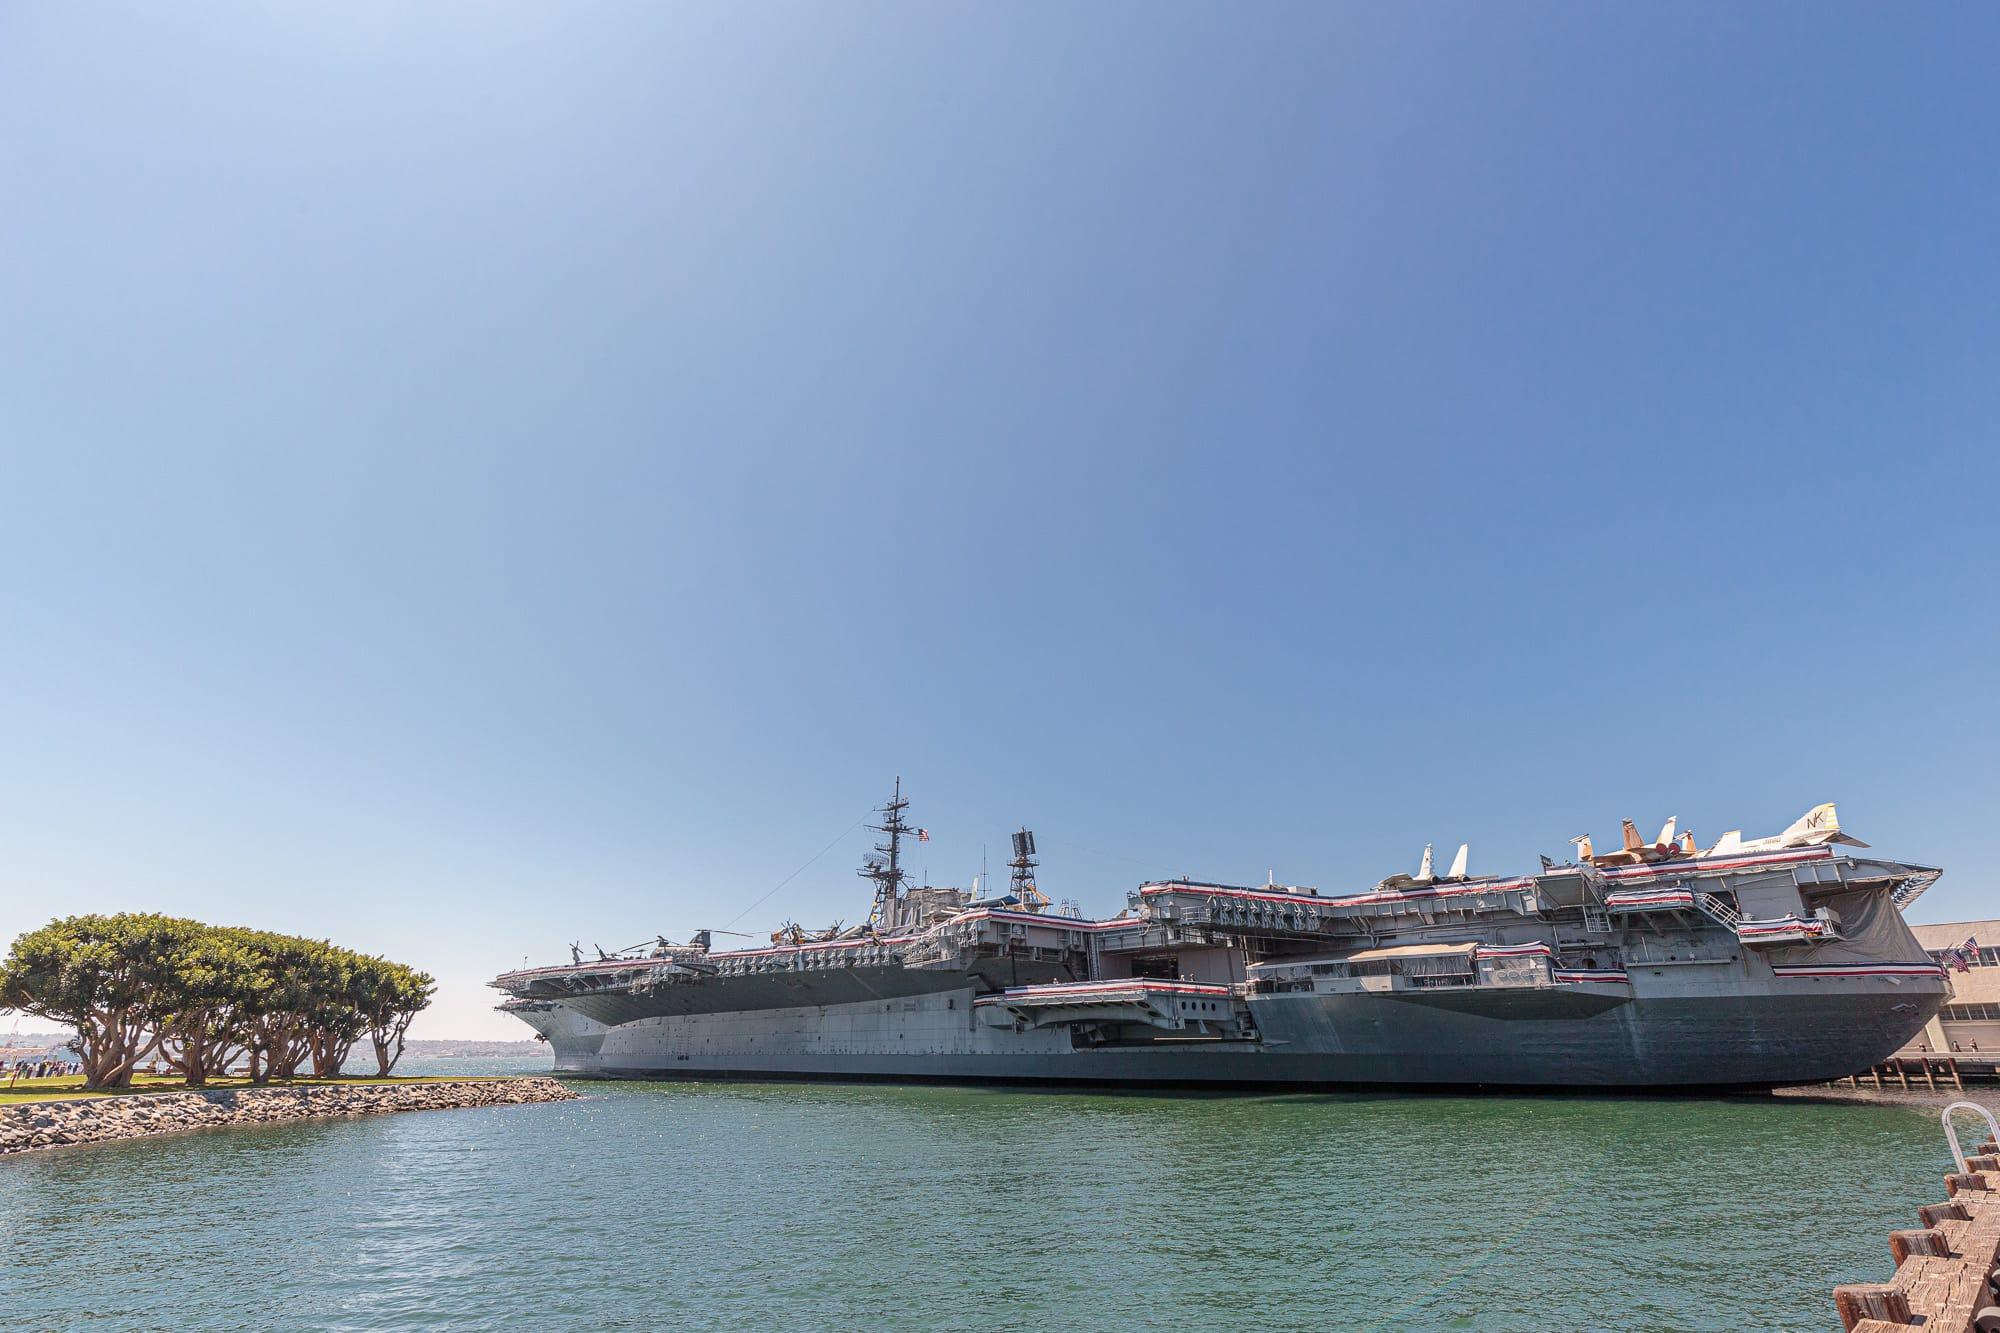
{"left": 493, "top": 785, "right": 1949, "bottom": 1088}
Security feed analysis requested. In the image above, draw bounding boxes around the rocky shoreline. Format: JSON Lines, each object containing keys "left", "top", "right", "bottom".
{"left": 0, "top": 1077, "right": 577, "bottom": 1156}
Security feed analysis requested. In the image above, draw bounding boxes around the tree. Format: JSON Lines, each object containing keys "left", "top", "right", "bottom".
{"left": 2, "top": 915, "right": 437, "bottom": 1088}
{"left": 155, "top": 925, "right": 266, "bottom": 1087}
{"left": 362, "top": 960, "right": 435, "bottom": 1076}
{"left": 302, "top": 943, "right": 368, "bottom": 1078}
{"left": 0, "top": 914, "right": 189, "bottom": 1088}
{"left": 240, "top": 931, "right": 321, "bottom": 1083}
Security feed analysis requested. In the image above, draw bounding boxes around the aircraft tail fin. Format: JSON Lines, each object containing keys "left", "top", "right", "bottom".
{"left": 1620, "top": 819, "right": 1644, "bottom": 853}
{"left": 1417, "top": 844, "right": 1434, "bottom": 880}
{"left": 1778, "top": 802, "right": 1870, "bottom": 848}
{"left": 1447, "top": 843, "right": 1469, "bottom": 879}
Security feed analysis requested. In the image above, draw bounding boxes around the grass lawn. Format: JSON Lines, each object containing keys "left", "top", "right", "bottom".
{"left": 0, "top": 1072, "right": 514, "bottom": 1106}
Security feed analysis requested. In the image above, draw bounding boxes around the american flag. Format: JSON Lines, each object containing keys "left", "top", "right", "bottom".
{"left": 1943, "top": 936, "right": 1979, "bottom": 973}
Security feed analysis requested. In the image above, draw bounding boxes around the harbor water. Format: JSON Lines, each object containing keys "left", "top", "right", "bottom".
{"left": 1, "top": 1074, "right": 1960, "bottom": 1330}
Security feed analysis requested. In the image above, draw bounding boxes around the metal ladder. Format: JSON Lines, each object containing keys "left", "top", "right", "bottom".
{"left": 1694, "top": 892, "right": 1742, "bottom": 929}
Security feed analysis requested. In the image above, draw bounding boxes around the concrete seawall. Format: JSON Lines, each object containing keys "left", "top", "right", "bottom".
{"left": 0, "top": 1077, "right": 577, "bottom": 1156}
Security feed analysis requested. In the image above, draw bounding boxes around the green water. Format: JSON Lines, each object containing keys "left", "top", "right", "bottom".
{"left": 0, "top": 1080, "right": 1963, "bottom": 1330}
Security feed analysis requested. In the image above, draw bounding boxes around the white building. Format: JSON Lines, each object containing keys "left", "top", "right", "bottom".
{"left": 1897, "top": 919, "right": 2000, "bottom": 1059}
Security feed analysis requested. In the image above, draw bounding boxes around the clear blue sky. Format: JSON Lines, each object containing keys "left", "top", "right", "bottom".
{"left": 2, "top": 5, "right": 1994, "bottom": 1038}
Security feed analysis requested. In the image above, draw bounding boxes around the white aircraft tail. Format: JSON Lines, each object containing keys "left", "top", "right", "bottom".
{"left": 1653, "top": 816, "right": 1678, "bottom": 850}
{"left": 1778, "top": 803, "right": 1846, "bottom": 844}
{"left": 1417, "top": 844, "right": 1435, "bottom": 880}
{"left": 1446, "top": 844, "right": 1469, "bottom": 879}
{"left": 1782, "top": 802, "right": 1870, "bottom": 848}
{"left": 1712, "top": 803, "right": 1870, "bottom": 855}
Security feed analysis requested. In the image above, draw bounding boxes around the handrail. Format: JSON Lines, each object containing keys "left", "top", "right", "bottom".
{"left": 1940, "top": 1100, "right": 2000, "bottom": 1174}
{"left": 1695, "top": 892, "right": 1742, "bottom": 928}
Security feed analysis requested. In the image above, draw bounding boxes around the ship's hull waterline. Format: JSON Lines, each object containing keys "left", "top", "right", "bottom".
{"left": 510, "top": 977, "right": 1944, "bottom": 1090}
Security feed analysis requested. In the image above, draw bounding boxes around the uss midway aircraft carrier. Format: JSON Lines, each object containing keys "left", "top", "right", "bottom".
{"left": 493, "top": 784, "right": 1948, "bottom": 1088}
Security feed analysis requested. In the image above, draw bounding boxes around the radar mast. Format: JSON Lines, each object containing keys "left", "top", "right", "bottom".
{"left": 861, "top": 778, "right": 918, "bottom": 931}
{"left": 1009, "top": 827, "right": 1050, "bottom": 913}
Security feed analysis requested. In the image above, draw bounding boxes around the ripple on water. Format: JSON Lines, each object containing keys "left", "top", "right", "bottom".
{"left": 0, "top": 1084, "right": 1952, "bottom": 1331}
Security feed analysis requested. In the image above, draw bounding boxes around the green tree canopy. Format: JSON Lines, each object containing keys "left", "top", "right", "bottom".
{"left": 1, "top": 914, "right": 435, "bottom": 1089}
{"left": 361, "top": 959, "right": 436, "bottom": 1076}
{"left": 155, "top": 924, "right": 269, "bottom": 1086}
{"left": 0, "top": 913, "right": 196, "bottom": 1088}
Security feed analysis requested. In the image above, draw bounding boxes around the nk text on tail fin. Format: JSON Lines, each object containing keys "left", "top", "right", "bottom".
{"left": 1776, "top": 802, "right": 1870, "bottom": 849}
{"left": 1707, "top": 803, "right": 1871, "bottom": 855}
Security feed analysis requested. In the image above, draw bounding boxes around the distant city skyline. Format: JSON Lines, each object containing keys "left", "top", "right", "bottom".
{"left": 3, "top": 4, "right": 1995, "bottom": 1038}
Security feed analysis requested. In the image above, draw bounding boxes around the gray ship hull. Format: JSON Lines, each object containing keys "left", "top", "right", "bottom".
{"left": 514, "top": 977, "right": 1943, "bottom": 1090}
{"left": 496, "top": 805, "right": 1949, "bottom": 1092}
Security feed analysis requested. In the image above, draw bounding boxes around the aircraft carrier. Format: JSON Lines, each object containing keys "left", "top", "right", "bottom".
{"left": 492, "top": 785, "right": 1949, "bottom": 1089}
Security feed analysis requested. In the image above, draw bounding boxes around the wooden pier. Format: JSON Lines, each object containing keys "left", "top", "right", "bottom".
{"left": 1838, "top": 1057, "right": 1969, "bottom": 1094}
{"left": 1835, "top": 1108, "right": 2000, "bottom": 1332}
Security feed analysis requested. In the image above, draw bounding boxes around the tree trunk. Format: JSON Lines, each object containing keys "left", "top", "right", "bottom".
{"left": 83, "top": 1046, "right": 118, "bottom": 1090}
{"left": 266, "top": 1029, "right": 309, "bottom": 1081}
{"left": 166, "top": 1025, "right": 209, "bottom": 1086}
{"left": 80, "top": 1015, "right": 155, "bottom": 1090}
{"left": 370, "top": 1014, "right": 413, "bottom": 1076}
{"left": 306, "top": 1031, "right": 352, "bottom": 1078}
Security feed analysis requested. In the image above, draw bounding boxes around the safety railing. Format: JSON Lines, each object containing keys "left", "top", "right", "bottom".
{"left": 1941, "top": 1100, "right": 2000, "bottom": 1174}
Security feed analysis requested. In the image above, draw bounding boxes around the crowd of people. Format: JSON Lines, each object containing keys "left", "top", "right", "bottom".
{"left": 7, "top": 1057, "right": 81, "bottom": 1086}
